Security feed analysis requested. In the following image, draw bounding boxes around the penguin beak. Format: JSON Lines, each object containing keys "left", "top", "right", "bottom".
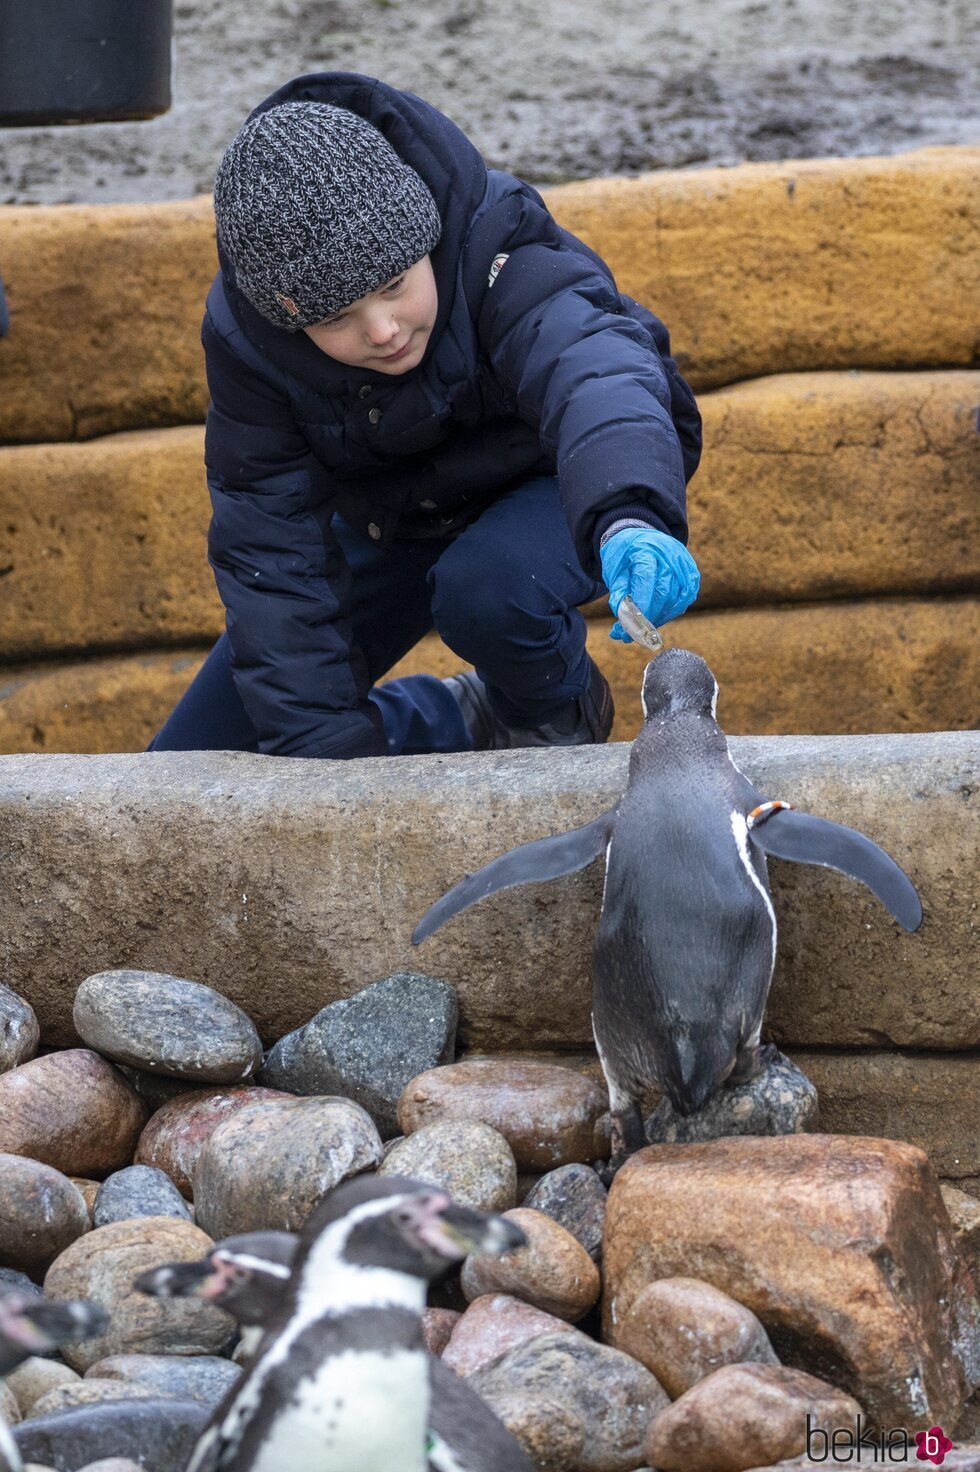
{"left": 0, "top": 1296, "right": 108, "bottom": 1350}
{"left": 430, "top": 1203, "right": 527, "bottom": 1259}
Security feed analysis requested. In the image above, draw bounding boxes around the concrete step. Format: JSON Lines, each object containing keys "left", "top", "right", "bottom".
{"left": 0, "top": 147, "right": 975, "bottom": 442}
{"left": 0, "top": 370, "right": 976, "bottom": 662}
{"left": 0, "top": 730, "right": 974, "bottom": 1054}
{"left": 1, "top": 596, "right": 976, "bottom": 755}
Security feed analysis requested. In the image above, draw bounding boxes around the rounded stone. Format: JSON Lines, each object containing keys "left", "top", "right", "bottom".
{"left": 87, "top": 1353, "right": 241, "bottom": 1409}
{"left": 470, "top": 1332, "right": 669, "bottom": 1472}
{"left": 443, "top": 1294, "right": 579, "bottom": 1378}
{"left": 0, "top": 1051, "right": 146, "bottom": 1176}
{"left": 0, "top": 1154, "right": 90, "bottom": 1273}
{"left": 421, "top": 1308, "right": 460, "bottom": 1357}
{"left": 379, "top": 1120, "right": 517, "bottom": 1213}
{"left": 461, "top": 1208, "right": 600, "bottom": 1322}
{"left": 1, "top": 1379, "right": 20, "bottom": 1424}
{"left": 645, "top": 1363, "right": 864, "bottom": 1472}
{"left": 12, "top": 1398, "right": 209, "bottom": 1472}
{"left": 522, "top": 1164, "right": 607, "bottom": 1260}
{"left": 71, "top": 1179, "right": 101, "bottom": 1216}
{"left": 193, "top": 1095, "right": 384, "bottom": 1237}
{"left": 73, "top": 970, "right": 263, "bottom": 1084}
{"left": 645, "top": 1046, "right": 819, "bottom": 1145}
{"left": 5, "top": 1359, "right": 80, "bottom": 1417}
{"left": 0, "top": 984, "right": 39, "bottom": 1074}
{"left": 398, "top": 1060, "right": 608, "bottom": 1172}
{"left": 27, "top": 1379, "right": 160, "bottom": 1420}
{"left": 617, "top": 1277, "right": 779, "bottom": 1397}
{"left": 0, "top": 1268, "right": 41, "bottom": 1298}
{"left": 44, "top": 1217, "right": 232, "bottom": 1371}
{"left": 92, "top": 1167, "right": 192, "bottom": 1227}
{"left": 134, "top": 1086, "right": 293, "bottom": 1199}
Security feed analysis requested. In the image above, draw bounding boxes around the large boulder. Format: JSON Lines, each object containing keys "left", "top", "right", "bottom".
{"left": 603, "top": 1135, "right": 980, "bottom": 1427}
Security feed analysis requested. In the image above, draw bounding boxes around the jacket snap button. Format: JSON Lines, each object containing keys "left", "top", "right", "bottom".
{"left": 368, "top": 522, "right": 382, "bottom": 541}
{"left": 368, "top": 407, "right": 382, "bottom": 424}
{"left": 358, "top": 385, "right": 372, "bottom": 399}
{"left": 420, "top": 499, "right": 437, "bottom": 510}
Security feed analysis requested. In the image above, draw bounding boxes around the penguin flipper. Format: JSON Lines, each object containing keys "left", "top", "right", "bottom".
{"left": 749, "top": 808, "right": 923, "bottom": 932}
{"left": 412, "top": 808, "right": 616, "bottom": 944}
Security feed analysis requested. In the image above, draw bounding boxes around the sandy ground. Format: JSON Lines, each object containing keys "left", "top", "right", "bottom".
{"left": 1, "top": 0, "right": 978, "bottom": 204}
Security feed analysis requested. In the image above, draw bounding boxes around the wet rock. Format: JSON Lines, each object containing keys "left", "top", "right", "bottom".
{"left": 646, "top": 1048, "right": 819, "bottom": 1144}
{"left": 398, "top": 1059, "right": 608, "bottom": 1171}
{"left": 522, "top": 1164, "right": 607, "bottom": 1260}
{"left": 645, "top": 1363, "right": 863, "bottom": 1472}
{"left": 461, "top": 1208, "right": 600, "bottom": 1322}
{"left": 379, "top": 1120, "right": 517, "bottom": 1212}
{"left": 442, "top": 1293, "right": 579, "bottom": 1377}
{"left": 259, "top": 972, "right": 457, "bottom": 1138}
{"left": 134, "top": 1086, "right": 292, "bottom": 1199}
{"left": 70, "top": 1180, "right": 100, "bottom": 1218}
{"left": 0, "top": 1268, "right": 40, "bottom": 1298}
{"left": 604, "top": 1135, "right": 980, "bottom": 1428}
{"left": 44, "top": 1218, "right": 232, "bottom": 1371}
{"left": 0, "top": 1155, "right": 90, "bottom": 1273}
{"left": 13, "top": 1398, "right": 209, "bottom": 1472}
{"left": 5, "top": 1359, "right": 80, "bottom": 1417}
{"left": 193, "top": 1095, "right": 383, "bottom": 1237}
{"left": 0, "top": 985, "right": 39, "bottom": 1074}
{"left": 421, "top": 1308, "right": 460, "bottom": 1357}
{"left": 617, "top": 1277, "right": 779, "bottom": 1397}
{"left": 470, "top": 1331, "right": 669, "bottom": 1472}
{"left": 0, "top": 1051, "right": 146, "bottom": 1176}
{"left": 92, "top": 1168, "right": 192, "bottom": 1228}
{"left": 941, "top": 1184, "right": 980, "bottom": 1284}
{"left": 73, "top": 970, "right": 263, "bottom": 1085}
{"left": 86, "top": 1354, "right": 240, "bottom": 1410}
{"left": 28, "top": 1379, "right": 160, "bottom": 1419}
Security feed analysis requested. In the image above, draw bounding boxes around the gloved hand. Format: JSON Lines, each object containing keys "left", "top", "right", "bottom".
{"left": 599, "top": 526, "right": 700, "bottom": 642}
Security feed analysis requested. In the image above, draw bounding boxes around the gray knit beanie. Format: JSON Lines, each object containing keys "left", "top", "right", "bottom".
{"left": 213, "top": 101, "right": 442, "bottom": 331}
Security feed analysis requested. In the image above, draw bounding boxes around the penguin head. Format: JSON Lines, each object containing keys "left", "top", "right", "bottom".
{"left": 301, "top": 1175, "right": 526, "bottom": 1284}
{"left": 133, "top": 1231, "right": 296, "bottom": 1325}
{"left": 640, "top": 648, "right": 718, "bottom": 722}
{"left": 0, "top": 1292, "right": 108, "bottom": 1356}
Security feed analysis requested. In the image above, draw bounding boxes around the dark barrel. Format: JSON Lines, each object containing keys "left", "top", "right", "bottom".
{"left": 0, "top": 0, "right": 173, "bottom": 126}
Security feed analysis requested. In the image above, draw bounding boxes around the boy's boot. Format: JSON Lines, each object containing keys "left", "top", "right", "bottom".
{"left": 444, "top": 658, "right": 614, "bottom": 750}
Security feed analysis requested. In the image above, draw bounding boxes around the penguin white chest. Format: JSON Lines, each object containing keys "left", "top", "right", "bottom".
{"left": 246, "top": 1347, "right": 430, "bottom": 1472}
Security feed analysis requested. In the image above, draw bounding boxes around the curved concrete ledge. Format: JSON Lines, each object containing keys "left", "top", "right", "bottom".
{"left": 0, "top": 731, "right": 974, "bottom": 1052}
{"left": 1, "top": 371, "right": 976, "bottom": 661}
{"left": 1, "top": 596, "right": 976, "bottom": 756}
{"left": 0, "top": 148, "right": 976, "bottom": 442}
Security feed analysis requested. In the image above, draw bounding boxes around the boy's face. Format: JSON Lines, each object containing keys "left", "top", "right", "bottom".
{"left": 303, "top": 255, "right": 438, "bottom": 375}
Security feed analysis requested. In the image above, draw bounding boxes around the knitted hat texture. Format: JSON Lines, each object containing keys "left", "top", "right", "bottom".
{"left": 213, "top": 101, "right": 442, "bottom": 331}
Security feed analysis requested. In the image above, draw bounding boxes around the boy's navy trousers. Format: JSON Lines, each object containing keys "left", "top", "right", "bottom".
{"left": 149, "top": 475, "right": 606, "bottom": 758}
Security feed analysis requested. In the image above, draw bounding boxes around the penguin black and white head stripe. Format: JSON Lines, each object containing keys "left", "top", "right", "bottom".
{"left": 0, "top": 1294, "right": 109, "bottom": 1472}
{"left": 414, "top": 648, "right": 922, "bottom": 1169}
{"left": 0, "top": 1293, "right": 108, "bottom": 1376}
{"left": 184, "top": 1176, "right": 527, "bottom": 1472}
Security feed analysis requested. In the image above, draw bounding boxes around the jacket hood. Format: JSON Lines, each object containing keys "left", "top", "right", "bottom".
{"left": 214, "top": 72, "right": 490, "bottom": 389}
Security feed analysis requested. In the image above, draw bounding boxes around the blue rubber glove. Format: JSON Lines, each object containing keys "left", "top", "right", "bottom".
{"left": 600, "top": 526, "right": 700, "bottom": 642}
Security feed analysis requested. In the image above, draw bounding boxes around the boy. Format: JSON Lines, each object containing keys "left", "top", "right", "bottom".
{"left": 150, "top": 72, "right": 702, "bottom": 761}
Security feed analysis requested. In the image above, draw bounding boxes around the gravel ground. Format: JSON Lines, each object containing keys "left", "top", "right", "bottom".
{"left": 1, "top": 0, "right": 978, "bottom": 205}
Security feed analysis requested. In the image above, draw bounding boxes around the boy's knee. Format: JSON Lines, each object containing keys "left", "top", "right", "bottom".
{"left": 429, "top": 552, "right": 508, "bottom": 656}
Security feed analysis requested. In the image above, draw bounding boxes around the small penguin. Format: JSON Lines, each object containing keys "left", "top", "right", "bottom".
{"left": 414, "top": 648, "right": 922, "bottom": 1167}
{"left": 180, "top": 1177, "right": 531, "bottom": 1472}
{"left": 0, "top": 1293, "right": 108, "bottom": 1472}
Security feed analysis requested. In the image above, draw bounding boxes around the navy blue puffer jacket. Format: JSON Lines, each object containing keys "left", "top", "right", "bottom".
{"left": 203, "top": 72, "right": 702, "bottom": 759}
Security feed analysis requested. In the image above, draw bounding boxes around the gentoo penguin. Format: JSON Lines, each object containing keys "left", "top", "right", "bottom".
{"left": 0, "top": 1292, "right": 108, "bottom": 1472}
{"left": 413, "top": 648, "right": 922, "bottom": 1167}
{"left": 181, "top": 1176, "right": 532, "bottom": 1472}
